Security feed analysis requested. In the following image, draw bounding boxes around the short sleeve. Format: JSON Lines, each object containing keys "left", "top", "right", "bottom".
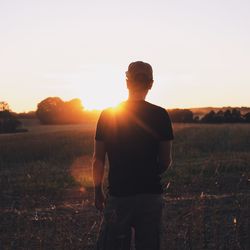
{"left": 158, "top": 109, "right": 174, "bottom": 141}
{"left": 95, "top": 111, "right": 106, "bottom": 141}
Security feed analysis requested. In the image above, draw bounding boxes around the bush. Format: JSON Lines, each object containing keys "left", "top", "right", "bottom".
{"left": 0, "top": 110, "right": 22, "bottom": 133}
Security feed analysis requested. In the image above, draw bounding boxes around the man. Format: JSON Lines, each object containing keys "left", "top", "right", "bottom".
{"left": 93, "top": 61, "right": 174, "bottom": 250}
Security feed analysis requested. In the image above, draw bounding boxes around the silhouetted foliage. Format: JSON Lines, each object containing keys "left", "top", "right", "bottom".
{"left": 0, "top": 110, "right": 22, "bottom": 133}
{"left": 0, "top": 101, "right": 10, "bottom": 112}
{"left": 231, "top": 109, "right": 244, "bottom": 122}
{"left": 0, "top": 101, "right": 24, "bottom": 133}
{"left": 243, "top": 112, "right": 250, "bottom": 123}
{"left": 168, "top": 109, "right": 195, "bottom": 123}
{"left": 200, "top": 109, "right": 245, "bottom": 123}
{"left": 167, "top": 108, "right": 250, "bottom": 123}
{"left": 15, "top": 111, "right": 37, "bottom": 119}
{"left": 5, "top": 95, "right": 248, "bottom": 125}
{"left": 201, "top": 110, "right": 219, "bottom": 123}
{"left": 36, "top": 97, "right": 85, "bottom": 124}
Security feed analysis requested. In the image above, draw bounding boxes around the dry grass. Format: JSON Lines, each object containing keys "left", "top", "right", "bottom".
{"left": 0, "top": 121, "right": 249, "bottom": 249}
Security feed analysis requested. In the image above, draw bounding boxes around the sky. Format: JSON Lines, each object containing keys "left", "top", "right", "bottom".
{"left": 0, "top": 0, "right": 250, "bottom": 112}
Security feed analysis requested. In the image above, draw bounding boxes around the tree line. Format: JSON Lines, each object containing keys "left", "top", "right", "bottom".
{"left": 1, "top": 98, "right": 250, "bottom": 133}
{"left": 35, "top": 98, "right": 250, "bottom": 124}
{"left": 36, "top": 97, "right": 99, "bottom": 124}
{"left": 168, "top": 108, "right": 250, "bottom": 123}
{"left": 0, "top": 98, "right": 99, "bottom": 133}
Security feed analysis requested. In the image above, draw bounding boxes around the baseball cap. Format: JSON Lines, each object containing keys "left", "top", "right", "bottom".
{"left": 126, "top": 61, "right": 153, "bottom": 84}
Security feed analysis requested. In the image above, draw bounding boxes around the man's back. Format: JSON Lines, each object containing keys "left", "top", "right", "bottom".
{"left": 93, "top": 61, "right": 174, "bottom": 250}
{"left": 95, "top": 100, "right": 174, "bottom": 196}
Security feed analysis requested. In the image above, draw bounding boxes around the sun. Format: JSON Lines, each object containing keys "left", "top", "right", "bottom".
{"left": 75, "top": 68, "right": 127, "bottom": 110}
{"left": 82, "top": 93, "right": 125, "bottom": 111}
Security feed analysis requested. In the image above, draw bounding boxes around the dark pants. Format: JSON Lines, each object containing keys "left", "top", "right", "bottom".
{"left": 96, "top": 194, "right": 164, "bottom": 250}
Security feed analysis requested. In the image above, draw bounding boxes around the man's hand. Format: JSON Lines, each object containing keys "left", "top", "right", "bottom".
{"left": 94, "top": 187, "right": 106, "bottom": 212}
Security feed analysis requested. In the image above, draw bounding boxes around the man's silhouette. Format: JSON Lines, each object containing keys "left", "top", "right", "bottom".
{"left": 93, "top": 61, "right": 174, "bottom": 250}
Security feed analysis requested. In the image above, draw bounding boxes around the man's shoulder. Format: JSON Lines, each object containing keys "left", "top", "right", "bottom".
{"left": 144, "top": 101, "right": 169, "bottom": 114}
{"left": 98, "top": 104, "right": 123, "bottom": 121}
{"left": 100, "top": 101, "right": 169, "bottom": 118}
{"left": 100, "top": 104, "right": 123, "bottom": 117}
{"left": 100, "top": 107, "right": 112, "bottom": 116}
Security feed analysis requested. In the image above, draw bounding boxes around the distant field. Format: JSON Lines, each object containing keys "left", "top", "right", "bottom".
{"left": 0, "top": 120, "right": 249, "bottom": 249}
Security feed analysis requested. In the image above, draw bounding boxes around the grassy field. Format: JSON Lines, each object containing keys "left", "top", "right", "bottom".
{"left": 0, "top": 120, "right": 249, "bottom": 249}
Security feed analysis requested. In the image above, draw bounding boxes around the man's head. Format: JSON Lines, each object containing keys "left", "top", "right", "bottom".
{"left": 126, "top": 61, "right": 154, "bottom": 92}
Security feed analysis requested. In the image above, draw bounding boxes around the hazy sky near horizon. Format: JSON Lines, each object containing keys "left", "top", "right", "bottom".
{"left": 1, "top": 0, "right": 250, "bottom": 112}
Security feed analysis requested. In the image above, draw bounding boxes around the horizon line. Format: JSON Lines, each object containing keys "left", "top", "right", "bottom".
{"left": 9, "top": 105, "right": 250, "bottom": 114}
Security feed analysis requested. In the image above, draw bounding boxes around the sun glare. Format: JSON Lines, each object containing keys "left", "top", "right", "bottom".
{"left": 73, "top": 65, "right": 127, "bottom": 111}
{"left": 82, "top": 95, "right": 124, "bottom": 111}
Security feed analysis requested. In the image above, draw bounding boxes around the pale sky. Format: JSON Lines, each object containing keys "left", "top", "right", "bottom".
{"left": 0, "top": 0, "right": 250, "bottom": 112}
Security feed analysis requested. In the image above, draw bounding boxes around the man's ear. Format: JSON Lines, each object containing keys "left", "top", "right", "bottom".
{"left": 126, "top": 79, "right": 130, "bottom": 89}
{"left": 148, "top": 80, "right": 154, "bottom": 90}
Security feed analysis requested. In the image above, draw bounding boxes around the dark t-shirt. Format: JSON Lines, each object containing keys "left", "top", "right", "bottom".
{"left": 95, "top": 100, "right": 174, "bottom": 197}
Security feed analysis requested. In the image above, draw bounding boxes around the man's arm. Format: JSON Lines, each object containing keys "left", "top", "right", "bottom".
{"left": 158, "top": 140, "right": 173, "bottom": 174}
{"left": 92, "top": 140, "right": 106, "bottom": 211}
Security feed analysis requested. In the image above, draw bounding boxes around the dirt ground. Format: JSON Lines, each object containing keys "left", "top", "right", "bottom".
{"left": 1, "top": 187, "right": 249, "bottom": 250}
{"left": 1, "top": 122, "right": 250, "bottom": 249}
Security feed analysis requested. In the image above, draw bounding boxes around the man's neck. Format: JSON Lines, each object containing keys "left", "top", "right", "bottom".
{"left": 128, "top": 91, "right": 148, "bottom": 101}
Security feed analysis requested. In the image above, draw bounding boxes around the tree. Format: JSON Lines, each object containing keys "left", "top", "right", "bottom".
{"left": 231, "top": 109, "right": 243, "bottom": 122}
{"left": 200, "top": 109, "right": 244, "bottom": 123}
{"left": 64, "top": 98, "right": 84, "bottom": 123}
{"left": 0, "top": 101, "right": 22, "bottom": 133}
{"left": 36, "top": 97, "right": 85, "bottom": 124}
{"left": 223, "top": 109, "right": 232, "bottom": 122}
{"left": 201, "top": 110, "right": 216, "bottom": 123}
{"left": 0, "top": 101, "right": 10, "bottom": 111}
{"left": 36, "top": 97, "right": 64, "bottom": 124}
{"left": 169, "top": 109, "right": 194, "bottom": 123}
{"left": 244, "top": 112, "right": 250, "bottom": 123}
